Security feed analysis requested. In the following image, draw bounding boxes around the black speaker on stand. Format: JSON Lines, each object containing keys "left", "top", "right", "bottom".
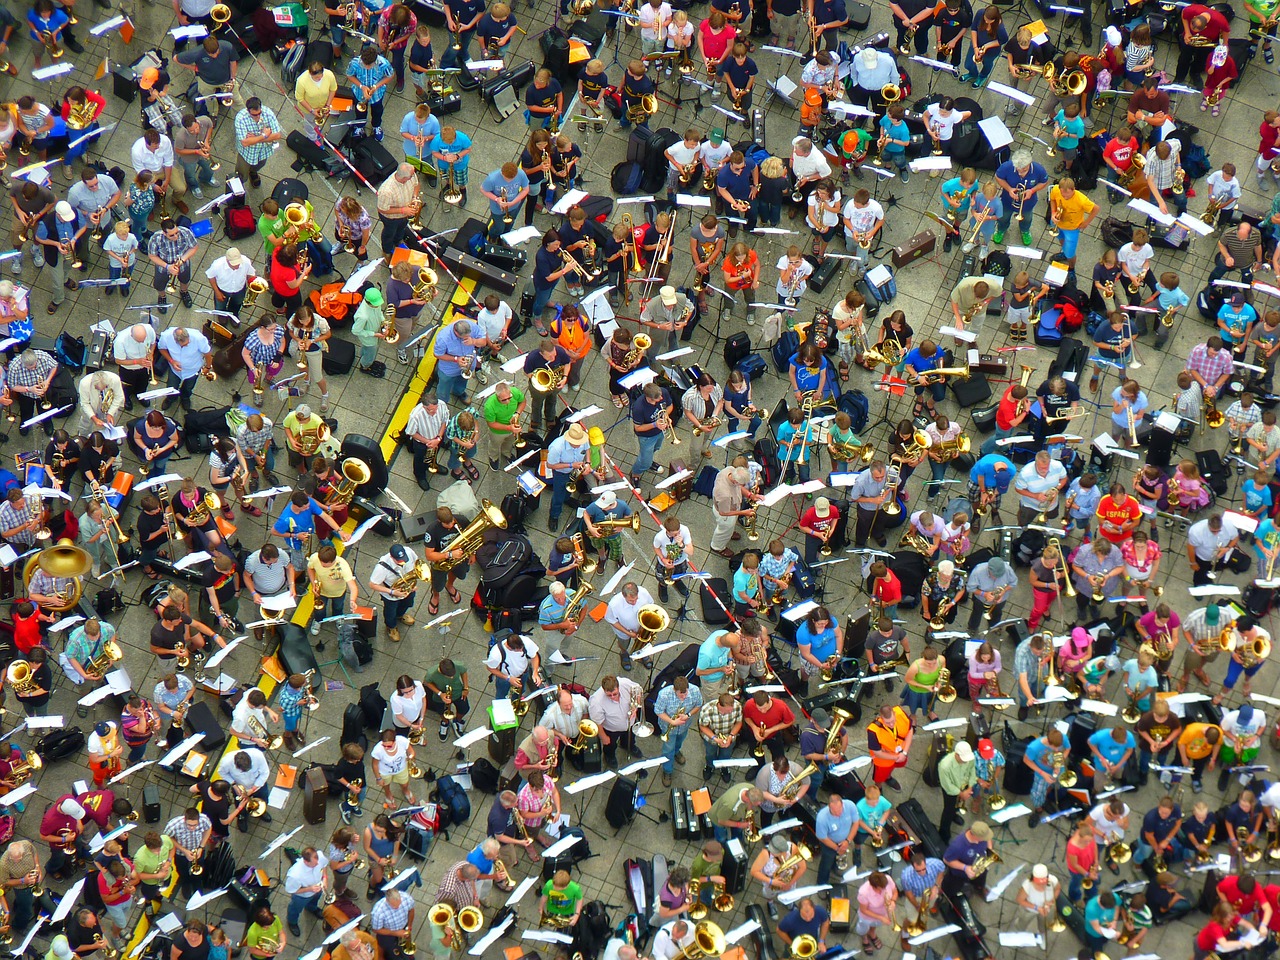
{"left": 340, "top": 434, "right": 389, "bottom": 497}
{"left": 1146, "top": 420, "right": 1177, "bottom": 468}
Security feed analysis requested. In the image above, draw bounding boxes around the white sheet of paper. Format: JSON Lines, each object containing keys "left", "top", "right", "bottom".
{"left": 25, "top": 715, "right": 65, "bottom": 729}
{"left": 52, "top": 878, "right": 86, "bottom": 922}
{"left": 499, "top": 226, "right": 541, "bottom": 245}
{"left": 0, "top": 783, "right": 37, "bottom": 807}
{"left": 984, "top": 83, "right": 1036, "bottom": 109}
{"left": 268, "top": 786, "right": 290, "bottom": 809}
{"left": 155, "top": 913, "right": 183, "bottom": 934}
{"left": 550, "top": 190, "right": 589, "bottom": 215}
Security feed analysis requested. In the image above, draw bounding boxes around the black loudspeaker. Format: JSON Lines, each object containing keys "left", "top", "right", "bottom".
{"left": 340, "top": 434, "right": 388, "bottom": 496}
{"left": 488, "top": 724, "right": 518, "bottom": 764}
{"left": 113, "top": 63, "right": 140, "bottom": 102}
{"left": 322, "top": 337, "right": 356, "bottom": 375}
{"left": 142, "top": 784, "right": 162, "bottom": 822}
{"left": 400, "top": 512, "right": 434, "bottom": 542}
{"left": 271, "top": 178, "right": 308, "bottom": 206}
{"left": 949, "top": 371, "right": 993, "bottom": 407}
{"left": 185, "top": 700, "right": 227, "bottom": 752}
{"left": 1146, "top": 420, "right": 1177, "bottom": 468}
{"left": 278, "top": 622, "right": 321, "bottom": 678}
{"left": 605, "top": 777, "right": 639, "bottom": 828}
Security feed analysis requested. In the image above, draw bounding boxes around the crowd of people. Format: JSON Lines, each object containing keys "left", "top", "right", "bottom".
{"left": 3, "top": 0, "right": 1280, "bottom": 957}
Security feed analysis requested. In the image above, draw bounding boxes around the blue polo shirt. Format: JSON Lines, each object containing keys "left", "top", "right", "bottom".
{"left": 904, "top": 347, "right": 941, "bottom": 375}
{"left": 969, "top": 454, "right": 1015, "bottom": 492}
{"left": 719, "top": 57, "right": 759, "bottom": 89}
{"left": 1088, "top": 728, "right": 1136, "bottom": 765}
{"left": 1084, "top": 896, "right": 1117, "bottom": 933}
{"left": 1141, "top": 804, "right": 1181, "bottom": 843}
{"left": 716, "top": 163, "right": 753, "bottom": 201}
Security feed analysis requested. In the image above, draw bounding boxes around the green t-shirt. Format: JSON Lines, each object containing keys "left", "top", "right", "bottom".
{"left": 425, "top": 662, "right": 468, "bottom": 699}
{"left": 246, "top": 918, "right": 284, "bottom": 952}
{"left": 542, "top": 878, "right": 583, "bottom": 917}
{"left": 709, "top": 784, "right": 752, "bottom": 827}
{"left": 134, "top": 835, "right": 174, "bottom": 880}
{"left": 258, "top": 212, "right": 286, "bottom": 260}
{"left": 481, "top": 389, "right": 525, "bottom": 436}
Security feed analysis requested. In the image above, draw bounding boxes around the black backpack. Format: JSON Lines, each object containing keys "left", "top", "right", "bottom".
{"left": 183, "top": 405, "right": 232, "bottom": 454}
{"left": 359, "top": 683, "right": 387, "bottom": 729}
{"left": 572, "top": 901, "right": 611, "bottom": 960}
{"left": 37, "top": 727, "right": 86, "bottom": 761}
{"left": 469, "top": 758, "right": 501, "bottom": 794}
{"left": 340, "top": 702, "right": 367, "bottom": 748}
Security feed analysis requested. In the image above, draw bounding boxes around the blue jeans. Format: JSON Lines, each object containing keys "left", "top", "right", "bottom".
{"left": 435, "top": 371, "right": 468, "bottom": 403}
{"left": 927, "top": 459, "right": 948, "bottom": 498}
{"left": 382, "top": 590, "right": 416, "bottom": 632}
{"left": 493, "top": 666, "right": 534, "bottom": 701}
{"left": 440, "top": 29, "right": 474, "bottom": 69}
{"left": 359, "top": 342, "right": 378, "bottom": 368}
{"left": 757, "top": 201, "right": 781, "bottom": 226}
{"left": 549, "top": 470, "right": 571, "bottom": 523}
{"left": 311, "top": 592, "right": 347, "bottom": 627}
{"left": 531, "top": 281, "right": 557, "bottom": 318}
{"left": 1134, "top": 837, "right": 1184, "bottom": 866}
{"left": 782, "top": 460, "right": 810, "bottom": 484}
{"left": 147, "top": 454, "right": 173, "bottom": 479}
{"left": 64, "top": 121, "right": 98, "bottom": 166}
{"left": 817, "top": 844, "right": 837, "bottom": 885}
{"left": 728, "top": 414, "right": 761, "bottom": 439}
{"left": 1068, "top": 872, "right": 1085, "bottom": 903}
{"left": 179, "top": 157, "right": 216, "bottom": 188}
{"left": 108, "top": 263, "right": 132, "bottom": 291}
{"left": 704, "top": 736, "right": 732, "bottom": 774}
{"left": 1209, "top": 253, "right": 1256, "bottom": 286}
{"left": 1138, "top": 742, "right": 1172, "bottom": 777}
{"left": 167, "top": 369, "right": 197, "bottom": 404}
{"left": 129, "top": 211, "right": 150, "bottom": 242}
{"left": 629, "top": 430, "right": 664, "bottom": 477}
{"left": 964, "top": 49, "right": 996, "bottom": 80}
{"left": 126, "top": 740, "right": 148, "bottom": 762}
{"left": 287, "top": 890, "right": 321, "bottom": 925}
{"left": 997, "top": 200, "right": 1037, "bottom": 234}
{"left": 661, "top": 722, "right": 691, "bottom": 773}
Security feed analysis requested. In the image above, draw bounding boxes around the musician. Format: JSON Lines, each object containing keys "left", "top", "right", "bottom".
{"left": 939, "top": 820, "right": 993, "bottom": 900}
{"left": 580, "top": 493, "right": 629, "bottom": 579}
{"left": 28, "top": 550, "right": 82, "bottom": 618}
{"left": 846, "top": 459, "right": 890, "bottom": 548}
{"left": 1012, "top": 864, "right": 1061, "bottom": 941}
{"left": 601, "top": 582, "right": 654, "bottom": 673}
{"left": 661, "top": 128, "right": 702, "bottom": 209}
{"left": 245, "top": 904, "right": 286, "bottom": 958}
{"left": 228, "top": 689, "right": 281, "bottom": 753}
{"left": 541, "top": 421, "right": 590, "bottom": 532}
{"left": 0, "top": 485, "right": 41, "bottom": 555}
{"left": 792, "top": 709, "right": 841, "bottom": 797}
{"left": 512, "top": 768, "right": 558, "bottom": 849}
{"left": 623, "top": 381, "right": 674, "bottom": 492}
{"left": 369, "top": 887, "right": 422, "bottom": 960}
{"left": 486, "top": 632, "right": 542, "bottom": 703}
{"left": 4, "top": 348, "right": 56, "bottom": 441}
{"left": 517, "top": 340, "right": 570, "bottom": 439}
{"left": 159, "top": 807, "right": 211, "bottom": 902}
{"left": 131, "top": 128, "right": 188, "bottom": 214}
{"left": 153, "top": 671, "right": 194, "bottom": 735}
{"left": 1068, "top": 537, "right": 1123, "bottom": 624}
{"left": 652, "top": 920, "right": 698, "bottom": 960}
{"left": 40, "top": 796, "right": 90, "bottom": 880}
{"left": 85, "top": 720, "right": 122, "bottom": 789}
{"left": 989, "top": 149, "right": 1047, "bottom": 248}
{"left": 753, "top": 833, "right": 808, "bottom": 903}
{"left": 361, "top": 541, "right": 423, "bottom": 645}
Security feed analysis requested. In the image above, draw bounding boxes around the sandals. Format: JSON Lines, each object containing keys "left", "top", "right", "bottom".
{"left": 451, "top": 469, "right": 465, "bottom": 479}
{"left": 463, "top": 461, "right": 480, "bottom": 482}
{"left": 447, "top": 587, "right": 462, "bottom": 604}
{"left": 612, "top": 395, "right": 625, "bottom": 408}
{"left": 428, "top": 597, "right": 440, "bottom": 615}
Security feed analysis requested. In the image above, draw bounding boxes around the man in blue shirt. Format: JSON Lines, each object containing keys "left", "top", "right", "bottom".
{"left": 432, "top": 319, "right": 485, "bottom": 404}
{"left": 1217, "top": 291, "right": 1257, "bottom": 355}
{"left": 272, "top": 491, "right": 346, "bottom": 577}
{"left": 1087, "top": 725, "right": 1137, "bottom": 792}
{"left": 480, "top": 161, "right": 530, "bottom": 241}
{"left": 777, "top": 899, "right": 830, "bottom": 955}
{"left": 529, "top": 231, "right": 576, "bottom": 322}
{"left": 628, "top": 382, "right": 673, "bottom": 485}
{"left": 545, "top": 423, "right": 590, "bottom": 529}
{"left": 715, "top": 151, "right": 759, "bottom": 234}
{"left": 967, "top": 453, "right": 1014, "bottom": 517}
{"left": 992, "top": 150, "right": 1049, "bottom": 247}
{"left": 157, "top": 326, "right": 212, "bottom": 411}
{"left": 440, "top": 0, "right": 485, "bottom": 70}
{"left": 1135, "top": 797, "right": 1183, "bottom": 869}
{"left": 941, "top": 821, "right": 994, "bottom": 900}
{"left": 903, "top": 339, "right": 947, "bottom": 413}
{"left": 814, "top": 794, "right": 857, "bottom": 885}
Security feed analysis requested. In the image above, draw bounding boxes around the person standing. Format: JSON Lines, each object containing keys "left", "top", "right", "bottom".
{"left": 938, "top": 740, "right": 977, "bottom": 842}
{"left": 346, "top": 46, "right": 395, "bottom": 139}
{"left": 32, "top": 201, "right": 83, "bottom": 317}
{"left": 147, "top": 217, "right": 199, "bottom": 312}
{"left": 376, "top": 164, "right": 420, "bottom": 256}
{"left": 232, "top": 98, "right": 282, "bottom": 189}
{"left": 156, "top": 326, "right": 212, "bottom": 412}
{"left": 205, "top": 247, "right": 255, "bottom": 318}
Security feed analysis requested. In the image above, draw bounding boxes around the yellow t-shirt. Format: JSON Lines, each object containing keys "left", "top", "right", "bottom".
{"left": 307, "top": 554, "right": 353, "bottom": 598}
{"left": 1178, "top": 722, "right": 1220, "bottom": 761}
{"left": 294, "top": 70, "right": 338, "bottom": 111}
{"left": 1050, "top": 186, "right": 1097, "bottom": 231}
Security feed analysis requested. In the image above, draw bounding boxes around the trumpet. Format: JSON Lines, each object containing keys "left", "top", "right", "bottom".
{"left": 656, "top": 409, "right": 681, "bottom": 445}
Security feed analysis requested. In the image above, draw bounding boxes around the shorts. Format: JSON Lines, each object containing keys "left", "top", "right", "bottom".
{"left": 1058, "top": 146, "right": 1079, "bottom": 162}
{"left": 812, "top": 222, "right": 838, "bottom": 241}
{"left": 856, "top": 913, "right": 878, "bottom": 935}
{"left": 1183, "top": 645, "right": 1220, "bottom": 672}
{"left": 385, "top": 767, "right": 411, "bottom": 785}
{"left": 103, "top": 902, "right": 130, "bottom": 928}
{"left": 431, "top": 563, "right": 468, "bottom": 591}
{"left": 1059, "top": 227, "right": 1081, "bottom": 259}
{"left": 1006, "top": 305, "right": 1031, "bottom": 326}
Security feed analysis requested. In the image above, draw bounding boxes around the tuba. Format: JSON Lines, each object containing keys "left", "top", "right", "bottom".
{"left": 435, "top": 500, "right": 507, "bottom": 571}
{"left": 631, "top": 604, "right": 670, "bottom": 652}
{"left": 25, "top": 540, "right": 92, "bottom": 613}
{"left": 5, "top": 660, "right": 37, "bottom": 694}
{"left": 531, "top": 367, "right": 565, "bottom": 393}
{"left": 324, "top": 458, "right": 371, "bottom": 508}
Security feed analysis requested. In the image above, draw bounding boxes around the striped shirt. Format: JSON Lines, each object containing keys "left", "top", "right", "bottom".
{"left": 233, "top": 107, "right": 282, "bottom": 165}
{"left": 347, "top": 55, "right": 394, "bottom": 103}
{"left": 0, "top": 499, "right": 36, "bottom": 546}
{"left": 406, "top": 401, "right": 449, "bottom": 441}
{"left": 653, "top": 685, "right": 703, "bottom": 733}
{"left": 153, "top": 675, "right": 193, "bottom": 712}
{"left": 1143, "top": 139, "right": 1181, "bottom": 191}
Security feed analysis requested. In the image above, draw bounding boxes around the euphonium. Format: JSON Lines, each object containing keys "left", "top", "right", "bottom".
{"left": 623, "top": 332, "right": 652, "bottom": 366}
{"left": 531, "top": 367, "right": 565, "bottom": 393}
{"left": 632, "top": 604, "right": 670, "bottom": 651}
{"left": 244, "top": 277, "right": 269, "bottom": 309}
{"left": 435, "top": 500, "right": 506, "bottom": 571}
{"left": 413, "top": 266, "right": 438, "bottom": 300}
{"left": 933, "top": 666, "right": 957, "bottom": 703}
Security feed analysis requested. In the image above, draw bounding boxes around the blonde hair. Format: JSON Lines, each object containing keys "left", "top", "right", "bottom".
{"left": 760, "top": 156, "right": 786, "bottom": 178}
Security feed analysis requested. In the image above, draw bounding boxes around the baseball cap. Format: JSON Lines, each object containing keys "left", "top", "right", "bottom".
{"left": 390, "top": 544, "right": 408, "bottom": 562}
{"left": 597, "top": 491, "right": 617, "bottom": 508}
{"left": 139, "top": 67, "right": 160, "bottom": 90}
{"left": 978, "top": 738, "right": 995, "bottom": 760}
{"left": 295, "top": 403, "right": 312, "bottom": 419}
{"left": 60, "top": 798, "right": 86, "bottom": 819}
{"left": 809, "top": 706, "right": 830, "bottom": 726}
{"left": 94, "top": 721, "right": 114, "bottom": 737}
{"left": 709, "top": 127, "right": 725, "bottom": 144}
{"left": 970, "top": 822, "right": 993, "bottom": 840}
{"left": 1239, "top": 703, "right": 1256, "bottom": 725}
{"left": 56, "top": 201, "right": 75, "bottom": 222}
{"left": 226, "top": 247, "right": 243, "bottom": 267}
{"left": 1032, "top": 863, "right": 1049, "bottom": 880}
{"left": 814, "top": 496, "right": 831, "bottom": 517}
{"left": 1231, "top": 292, "right": 1246, "bottom": 306}
{"left": 987, "top": 557, "right": 1007, "bottom": 577}
{"left": 364, "top": 288, "right": 385, "bottom": 307}
{"left": 1103, "top": 25, "right": 1122, "bottom": 47}
{"left": 51, "top": 938, "right": 74, "bottom": 960}
{"left": 955, "top": 741, "right": 974, "bottom": 763}
{"left": 660, "top": 285, "right": 678, "bottom": 305}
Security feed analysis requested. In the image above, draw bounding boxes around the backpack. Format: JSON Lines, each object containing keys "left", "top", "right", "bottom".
{"left": 1183, "top": 141, "right": 1211, "bottom": 179}
{"left": 184, "top": 405, "right": 232, "bottom": 454}
{"left": 433, "top": 775, "right": 471, "bottom": 826}
{"left": 36, "top": 727, "right": 86, "bottom": 761}
{"left": 1100, "top": 216, "right": 1134, "bottom": 248}
{"left": 572, "top": 901, "right": 611, "bottom": 960}
{"left": 1087, "top": 309, "right": 1112, "bottom": 338}
{"left": 55, "top": 332, "right": 87, "bottom": 370}
{"left": 837, "top": 389, "right": 870, "bottom": 433}
{"left": 339, "top": 622, "right": 374, "bottom": 672}
{"left": 469, "top": 758, "right": 501, "bottom": 794}
{"left": 610, "top": 161, "right": 645, "bottom": 194}
{"left": 359, "top": 683, "right": 386, "bottom": 729}
{"left": 225, "top": 202, "right": 256, "bottom": 240}
{"left": 94, "top": 587, "right": 124, "bottom": 616}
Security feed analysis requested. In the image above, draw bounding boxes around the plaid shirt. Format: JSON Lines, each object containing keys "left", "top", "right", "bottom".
{"left": 245, "top": 328, "right": 286, "bottom": 365}
{"left": 1226, "top": 401, "right": 1263, "bottom": 433}
{"left": 653, "top": 685, "right": 703, "bottom": 734}
{"left": 147, "top": 227, "right": 197, "bottom": 266}
{"left": 8, "top": 351, "right": 56, "bottom": 388}
{"left": 371, "top": 893, "right": 415, "bottom": 930}
{"left": 898, "top": 858, "right": 946, "bottom": 899}
{"left": 29, "top": 570, "right": 75, "bottom": 599}
{"left": 0, "top": 499, "right": 35, "bottom": 546}
{"left": 1143, "top": 139, "right": 1181, "bottom": 191}
{"left": 233, "top": 107, "right": 282, "bottom": 165}
{"left": 701, "top": 702, "right": 743, "bottom": 743}
{"left": 66, "top": 622, "right": 115, "bottom": 665}
{"left": 1248, "top": 422, "right": 1280, "bottom": 459}
{"left": 278, "top": 683, "right": 306, "bottom": 723}
{"left": 974, "top": 748, "right": 1005, "bottom": 783}
{"left": 163, "top": 813, "right": 210, "bottom": 852}
{"left": 346, "top": 55, "right": 394, "bottom": 104}
{"left": 758, "top": 548, "right": 797, "bottom": 584}
{"left": 445, "top": 413, "right": 473, "bottom": 447}
{"left": 236, "top": 418, "right": 274, "bottom": 456}
{"left": 516, "top": 779, "right": 555, "bottom": 826}
{"left": 434, "top": 863, "right": 477, "bottom": 911}
{"left": 1186, "top": 343, "right": 1234, "bottom": 387}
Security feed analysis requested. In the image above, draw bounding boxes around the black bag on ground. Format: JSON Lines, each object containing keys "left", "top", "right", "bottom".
{"left": 433, "top": 775, "right": 471, "bottom": 825}
{"left": 1001, "top": 723, "right": 1036, "bottom": 795}
{"left": 572, "top": 901, "right": 611, "bottom": 960}
{"left": 359, "top": 683, "right": 387, "bottom": 728}
{"left": 353, "top": 138, "right": 398, "bottom": 184}
{"left": 184, "top": 406, "right": 232, "bottom": 453}
{"left": 470, "top": 757, "right": 501, "bottom": 793}
{"left": 724, "top": 331, "right": 751, "bottom": 370}
{"left": 36, "top": 727, "right": 86, "bottom": 761}
{"left": 340, "top": 702, "right": 366, "bottom": 749}
{"left": 1100, "top": 217, "right": 1134, "bottom": 248}
{"left": 700, "top": 579, "right": 731, "bottom": 625}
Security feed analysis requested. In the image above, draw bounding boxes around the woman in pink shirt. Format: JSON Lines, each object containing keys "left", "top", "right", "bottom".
{"left": 697, "top": 10, "right": 737, "bottom": 74}
{"left": 856, "top": 870, "right": 898, "bottom": 954}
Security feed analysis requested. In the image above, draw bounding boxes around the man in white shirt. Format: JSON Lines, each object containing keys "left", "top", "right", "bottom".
{"left": 368, "top": 543, "right": 421, "bottom": 644}
{"left": 604, "top": 581, "right": 656, "bottom": 671}
{"left": 405, "top": 392, "right": 450, "bottom": 491}
{"left": 284, "top": 847, "right": 330, "bottom": 936}
{"left": 474, "top": 295, "right": 513, "bottom": 360}
{"left": 841, "top": 190, "right": 884, "bottom": 275}
{"left": 588, "top": 674, "right": 645, "bottom": 768}
{"left": 1188, "top": 514, "right": 1248, "bottom": 586}
{"left": 130, "top": 129, "right": 187, "bottom": 211}
{"left": 215, "top": 748, "right": 273, "bottom": 828}
{"left": 539, "top": 685, "right": 591, "bottom": 755}
{"left": 789, "top": 137, "right": 832, "bottom": 219}
{"left": 204, "top": 246, "right": 256, "bottom": 317}
{"left": 230, "top": 689, "right": 282, "bottom": 750}
{"left": 652, "top": 920, "right": 697, "bottom": 960}
{"left": 1013, "top": 451, "right": 1068, "bottom": 526}
{"left": 370, "top": 728, "right": 418, "bottom": 808}
{"left": 113, "top": 323, "right": 157, "bottom": 412}
{"left": 485, "top": 632, "right": 542, "bottom": 701}
{"left": 76, "top": 369, "right": 124, "bottom": 435}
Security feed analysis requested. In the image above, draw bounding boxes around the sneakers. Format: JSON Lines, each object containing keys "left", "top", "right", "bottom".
{"left": 453, "top": 719, "right": 465, "bottom": 736}
{"left": 33, "top": 253, "right": 44, "bottom": 268}
{"left": 900, "top": 168, "right": 910, "bottom": 184}
{"left": 1020, "top": 230, "right": 1033, "bottom": 245}
{"left": 397, "top": 350, "right": 409, "bottom": 364}
{"left": 1159, "top": 770, "right": 1172, "bottom": 786}
{"left": 438, "top": 721, "right": 449, "bottom": 741}
{"left": 192, "top": 186, "right": 204, "bottom": 198}
{"left": 310, "top": 621, "right": 321, "bottom": 636}
{"left": 992, "top": 230, "right": 1005, "bottom": 244}
{"left": 8, "top": 258, "right": 20, "bottom": 275}
{"left": 374, "top": 127, "right": 384, "bottom": 141}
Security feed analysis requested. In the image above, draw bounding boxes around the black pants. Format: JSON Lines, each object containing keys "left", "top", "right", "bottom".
{"left": 853, "top": 507, "right": 885, "bottom": 547}
{"left": 894, "top": 18, "right": 932, "bottom": 54}
{"left": 46, "top": 839, "right": 90, "bottom": 877}
{"left": 380, "top": 215, "right": 411, "bottom": 256}
{"left": 529, "top": 389, "right": 558, "bottom": 429}
{"left": 410, "top": 438, "right": 437, "bottom": 485}
{"left": 1191, "top": 552, "right": 1252, "bottom": 585}
{"left": 939, "top": 790, "right": 963, "bottom": 841}
{"left": 118, "top": 365, "right": 151, "bottom": 408}
{"left": 601, "top": 725, "right": 635, "bottom": 767}
{"left": 656, "top": 561, "right": 690, "bottom": 604}
{"left": 941, "top": 866, "right": 987, "bottom": 900}
{"left": 427, "top": 692, "right": 471, "bottom": 720}
{"left": 967, "top": 598, "right": 1006, "bottom": 632}
{"left": 1175, "top": 40, "right": 1210, "bottom": 83}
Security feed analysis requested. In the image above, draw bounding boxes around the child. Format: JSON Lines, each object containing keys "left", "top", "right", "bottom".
{"left": 832, "top": 289, "right": 867, "bottom": 377}
{"left": 1065, "top": 472, "right": 1101, "bottom": 538}
{"left": 1203, "top": 162, "right": 1242, "bottom": 227}
{"left": 103, "top": 220, "right": 137, "bottom": 297}
{"left": 1133, "top": 463, "right": 1167, "bottom": 537}
{"left": 1118, "top": 228, "right": 1154, "bottom": 301}
{"left": 604, "top": 222, "right": 630, "bottom": 306}
{"left": 1005, "top": 270, "right": 1048, "bottom": 343}
{"left": 733, "top": 551, "right": 761, "bottom": 618}
{"left": 207, "top": 928, "right": 230, "bottom": 960}
{"left": 127, "top": 170, "right": 155, "bottom": 242}
{"left": 666, "top": 11, "right": 694, "bottom": 70}
{"left": 12, "top": 599, "right": 46, "bottom": 655}
{"left": 878, "top": 104, "right": 912, "bottom": 182}
{"left": 1167, "top": 459, "right": 1210, "bottom": 523}
{"left": 757, "top": 539, "right": 798, "bottom": 619}
{"left": 1218, "top": 292, "right": 1257, "bottom": 357}
{"left": 1122, "top": 893, "right": 1152, "bottom": 951}
{"left": 1201, "top": 42, "right": 1238, "bottom": 116}
{"left": 827, "top": 411, "right": 863, "bottom": 474}
{"left": 1174, "top": 371, "right": 1203, "bottom": 435}
{"left": 1122, "top": 23, "right": 1154, "bottom": 88}
{"left": 965, "top": 181, "right": 1003, "bottom": 259}
{"left": 940, "top": 167, "right": 978, "bottom": 253}
{"left": 576, "top": 59, "right": 609, "bottom": 132}
{"left": 618, "top": 58, "right": 656, "bottom": 131}
{"left": 546, "top": 536, "right": 579, "bottom": 587}
{"left": 1144, "top": 271, "right": 1189, "bottom": 348}
{"left": 1243, "top": 468, "right": 1274, "bottom": 529}
{"left": 1102, "top": 125, "right": 1140, "bottom": 196}
{"left": 776, "top": 245, "right": 814, "bottom": 305}
{"left": 776, "top": 408, "right": 812, "bottom": 483}
{"left": 277, "top": 673, "right": 308, "bottom": 750}
{"left": 1052, "top": 102, "right": 1086, "bottom": 175}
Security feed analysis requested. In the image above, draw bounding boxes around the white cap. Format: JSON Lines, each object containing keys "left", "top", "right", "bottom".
{"left": 860, "top": 48, "right": 879, "bottom": 68}
{"left": 59, "top": 797, "right": 86, "bottom": 819}
{"left": 55, "top": 200, "right": 75, "bottom": 221}
{"left": 597, "top": 491, "right": 617, "bottom": 508}
{"left": 659, "top": 285, "right": 678, "bottom": 305}
{"left": 51, "top": 937, "right": 75, "bottom": 960}
{"left": 1103, "top": 25, "right": 1122, "bottom": 47}
{"left": 954, "top": 741, "right": 974, "bottom": 763}
{"left": 1032, "top": 863, "right": 1049, "bottom": 880}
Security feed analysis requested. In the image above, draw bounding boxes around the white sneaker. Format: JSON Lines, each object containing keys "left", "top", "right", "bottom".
{"left": 310, "top": 621, "right": 321, "bottom": 635}
{"left": 33, "top": 253, "right": 44, "bottom": 268}
{"left": 192, "top": 187, "right": 205, "bottom": 198}
{"left": 8, "top": 259, "right": 20, "bottom": 275}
